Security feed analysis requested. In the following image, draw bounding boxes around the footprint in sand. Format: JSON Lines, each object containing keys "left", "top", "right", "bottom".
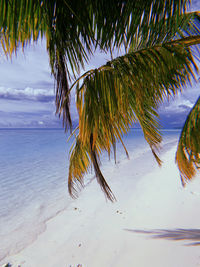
{"left": 116, "top": 210, "right": 123, "bottom": 214}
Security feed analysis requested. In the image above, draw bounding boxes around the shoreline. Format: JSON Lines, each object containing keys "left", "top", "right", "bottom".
{"left": 2, "top": 142, "right": 200, "bottom": 267}
{"left": 1, "top": 138, "right": 160, "bottom": 265}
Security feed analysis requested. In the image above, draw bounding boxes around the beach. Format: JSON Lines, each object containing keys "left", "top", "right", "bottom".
{"left": 2, "top": 135, "right": 200, "bottom": 267}
{"left": 0, "top": 0, "right": 200, "bottom": 265}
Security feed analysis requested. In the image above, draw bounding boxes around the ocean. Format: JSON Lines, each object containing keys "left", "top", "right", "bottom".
{"left": 0, "top": 128, "right": 180, "bottom": 262}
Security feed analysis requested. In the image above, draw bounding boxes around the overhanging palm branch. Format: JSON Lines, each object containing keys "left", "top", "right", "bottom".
{"left": 0, "top": 0, "right": 200, "bottom": 199}
{"left": 131, "top": 11, "right": 200, "bottom": 51}
{"left": 0, "top": 0, "right": 195, "bottom": 131}
{"left": 68, "top": 36, "right": 200, "bottom": 200}
{"left": 176, "top": 96, "right": 200, "bottom": 186}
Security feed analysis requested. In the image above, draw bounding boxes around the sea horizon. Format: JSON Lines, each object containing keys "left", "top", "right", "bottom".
{"left": 0, "top": 126, "right": 182, "bottom": 130}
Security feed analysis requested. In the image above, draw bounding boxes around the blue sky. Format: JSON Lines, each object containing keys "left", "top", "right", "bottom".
{"left": 0, "top": 1, "right": 199, "bottom": 129}
{"left": 0, "top": 40, "right": 115, "bottom": 128}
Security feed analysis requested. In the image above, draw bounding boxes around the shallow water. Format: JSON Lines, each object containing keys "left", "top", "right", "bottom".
{"left": 0, "top": 128, "right": 180, "bottom": 262}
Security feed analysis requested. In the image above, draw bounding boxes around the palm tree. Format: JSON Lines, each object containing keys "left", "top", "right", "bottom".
{"left": 0, "top": 0, "right": 200, "bottom": 200}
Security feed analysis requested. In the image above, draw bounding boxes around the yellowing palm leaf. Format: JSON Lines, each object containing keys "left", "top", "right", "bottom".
{"left": 1, "top": 0, "right": 200, "bottom": 200}
{"left": 176, "top": 97, "right": 200, "bottom": 185}
{"left": 68, "top": 37, "right": 200, "bottom": 200}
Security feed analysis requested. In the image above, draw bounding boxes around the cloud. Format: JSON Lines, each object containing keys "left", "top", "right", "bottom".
{"left": 190, "top": 0, "right": 200, "bottom": 11}
{"left": 163, "top": 98, "right": 194, "bottom": 113}
{"left": 0, "top": 86, "right": 55, "bottom": 102}
{"left": 158, "top": 94, "right": 197, "bottom": 128}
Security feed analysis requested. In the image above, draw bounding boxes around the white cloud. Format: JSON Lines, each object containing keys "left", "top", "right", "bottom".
{"left": 0, "top": 86, "right": 55, "bottom": 101}
{"left": 159, "top": 81, "right": 200, "bottom": 115}
{"left": 163, "top": 97, "right": 194, "bottom": 113}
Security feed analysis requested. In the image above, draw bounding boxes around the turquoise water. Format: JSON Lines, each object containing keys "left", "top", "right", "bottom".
{"left": 0, "top": 128, "right": 180, "bottom": 261}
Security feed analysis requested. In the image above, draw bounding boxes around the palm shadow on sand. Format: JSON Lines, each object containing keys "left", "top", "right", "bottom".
{"left": 125, "top": 228, "right": 200, "bottom": 246}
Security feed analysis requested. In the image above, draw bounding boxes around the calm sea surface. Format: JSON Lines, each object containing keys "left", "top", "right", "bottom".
{"left": 0, "top": 128, "right": 180, "bottom": 261}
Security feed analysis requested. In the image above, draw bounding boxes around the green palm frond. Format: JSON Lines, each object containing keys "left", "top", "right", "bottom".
{"left": 68, "top": 131, "right": 116, "bottom": 201}
{"left": 0, "top": 1, "right": 46, "bottom": 55}
{"left": 130, "top": 11, "right": 200, "bottom": 51}
{"left": 1, "top": 0, "right": 200, "bottom": 199}
{"left": 91, "top": 0, "right": 191, "bottom": 50}
{"left": 0, "top": 0, "right": 195, "bottom": 131}
{"left": 176, "top": 96, "right": 200, "bottom": 186}
{"left": 68, "top": 37, "right": 200, "bottom": 200}
{"left": 0, "top": 0, "right": 191, "bottom": 52}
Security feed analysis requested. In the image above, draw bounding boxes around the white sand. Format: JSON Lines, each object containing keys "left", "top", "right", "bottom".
{"left": 2, "top": 145, "right": 200, "bottom": 267}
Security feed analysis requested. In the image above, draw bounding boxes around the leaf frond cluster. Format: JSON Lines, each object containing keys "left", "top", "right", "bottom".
{"left": 68, "top": 38, "right": 199, "bottom": 199}
{"left": 0, "top": 0, "right": 196, "bottom": 130}
{"left": 1, "top": 0, "right": 200, "bottom": 199}
{"left": 176, "top": 97, "right": 200, "bottom": 185}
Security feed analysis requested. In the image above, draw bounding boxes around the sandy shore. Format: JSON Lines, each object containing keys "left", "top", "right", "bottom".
{"left": 2, "top": 144, "right": 200, "bottom": 267}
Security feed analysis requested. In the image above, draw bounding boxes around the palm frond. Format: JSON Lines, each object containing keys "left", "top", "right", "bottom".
{"left": 0, "top": 1, "right": 46, "bottom": 55}
{"left": 176, "top": 96, "right": 200, "bottom": 185}
{"left": 0, "top": 0, "right": 193, "bottom": 131}
{"left": 68, "top": 136, "right": 90, "bottom": 198}
{"left": 68, "top": 36, "right": 200, "bottom": 199}
{"left": 68, "top": 133, "right": 116, "bottom": 201}
{"left": 130, "top": 11, "right": 200, "bottom": 50}
{"left": 90, "top": 133, "right": 116, "bottom": 201}
{"left": 48, "top": 45, "right": 73, "bottom": 131}
{"left": 1, "top": 0, "right": 200, "bottom": 199}
{"left": 92, "top": 0, "right": 191, "bottom": 50}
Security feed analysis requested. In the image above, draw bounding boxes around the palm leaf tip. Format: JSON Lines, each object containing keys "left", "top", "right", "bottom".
{"left": 68, "top": 134, "right": 116, "bottom": 202}
{"left": 90, "top": 134, "right": 116, "bottom": 202}
{"left": 176, "top": 143, "right": 198, "bottom": 186}
{"left": 151, "top": 148, "right": 162, "bottom": 166}
{"left": 67, "top": 137, "right": 88, "bottom": 199}
{"left": 68, "top": 172, "right": 84, "bottom": 199}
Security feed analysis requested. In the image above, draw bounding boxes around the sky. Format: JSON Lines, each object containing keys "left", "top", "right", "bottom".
{"left": 0, "top": 1, "right": 199, "bottom": 129}
{"left": 0, "top": 41, "right": 116, "bottom": 128}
